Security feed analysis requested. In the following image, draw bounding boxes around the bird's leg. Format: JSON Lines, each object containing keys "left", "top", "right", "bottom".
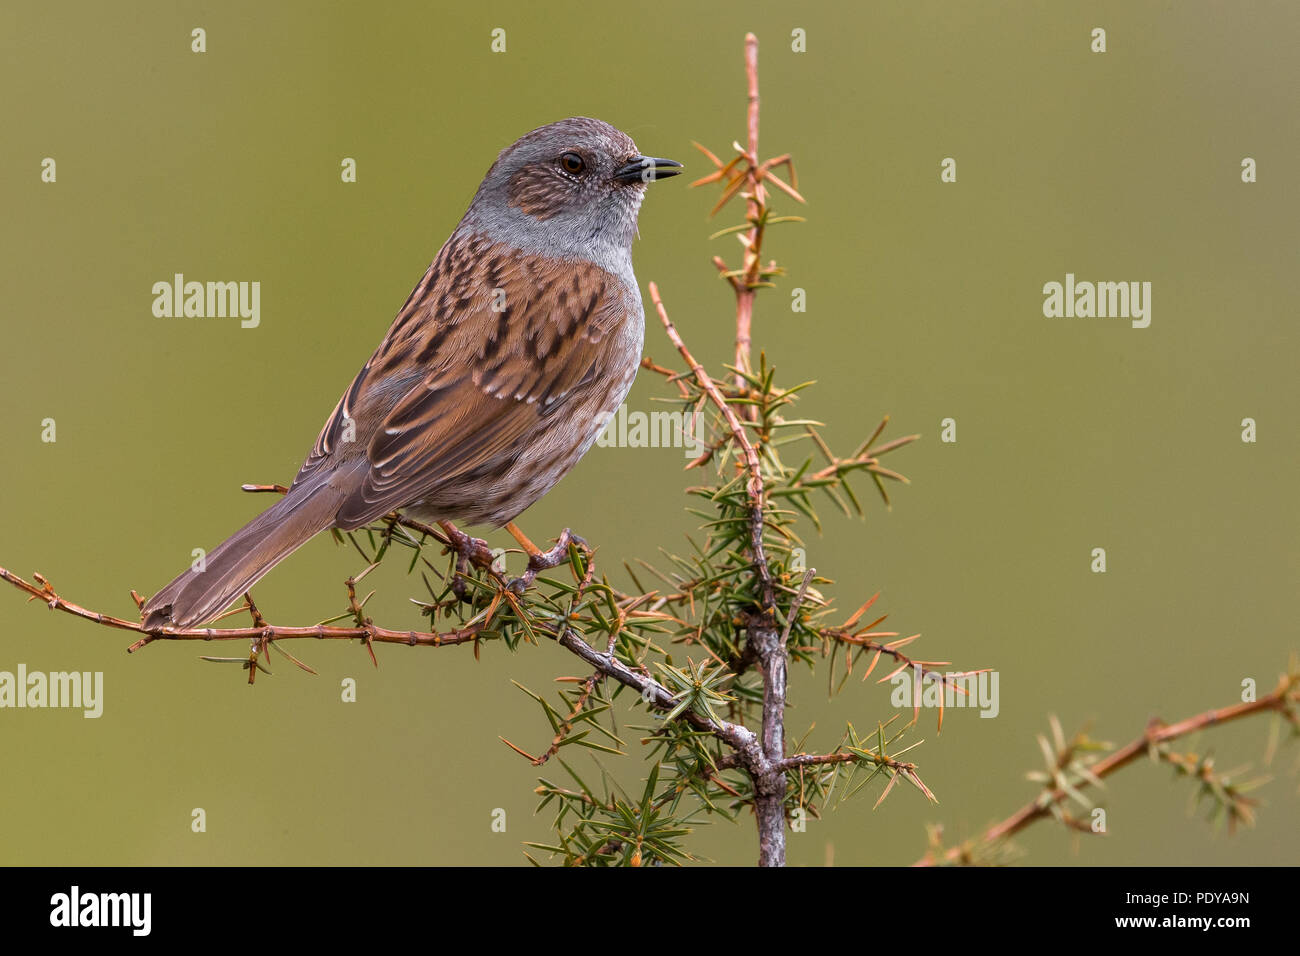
{"left": 437, "top": 520, "right": 497, "bottom": 601}
{"left": 503, "top": 522, "right": 589, "bottom": 593}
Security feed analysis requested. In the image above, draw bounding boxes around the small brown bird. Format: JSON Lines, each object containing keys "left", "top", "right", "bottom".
{"left": 143, "top": 117, "right": 680, "bottom": 630}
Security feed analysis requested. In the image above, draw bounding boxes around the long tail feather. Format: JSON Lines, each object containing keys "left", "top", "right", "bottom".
{"left": 141, "top": 484, "right": 346, "bottom": 630}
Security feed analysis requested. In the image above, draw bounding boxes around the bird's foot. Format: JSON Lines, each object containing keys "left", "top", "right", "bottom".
{"left": 504, "top": 522, "right": 589, "bottom": 594}
{"left": 437, "top": 521, "right": 500, "bottom": 602}
{"left": 438, "top": 520, "right": 588, "bottom": 600}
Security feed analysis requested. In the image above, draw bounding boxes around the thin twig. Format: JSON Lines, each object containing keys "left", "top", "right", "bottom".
{"left": 914, "top": 670, "right": 1300, "bottom": 865}
{"left": 647, "top": 281, "right": 776, "bottom": 614}
{"left": 0, "top": 566, "right": 484, "bottom": 653}
{"left": 733, "top": 32, "right": 762, "bottom": 386}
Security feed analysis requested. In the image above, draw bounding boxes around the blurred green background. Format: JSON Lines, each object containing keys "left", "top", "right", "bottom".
{"left": 1, "top": 0, "right": 1296, "bottom": 866}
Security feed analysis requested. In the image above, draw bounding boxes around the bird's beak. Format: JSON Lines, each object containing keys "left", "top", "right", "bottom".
{"left": 614, "top": 156, "right": 684, "bottom": 183}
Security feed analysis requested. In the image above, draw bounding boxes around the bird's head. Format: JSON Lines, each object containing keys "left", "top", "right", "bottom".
{"left": 464, "top": 117, "right": 682, "bottom": 264}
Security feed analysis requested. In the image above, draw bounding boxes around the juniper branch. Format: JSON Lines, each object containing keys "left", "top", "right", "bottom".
{"left": 914, "top": 666, "right": 1300, "bottom": 865}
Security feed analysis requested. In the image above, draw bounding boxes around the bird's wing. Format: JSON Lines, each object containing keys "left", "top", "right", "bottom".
{"left": 292, "top": 231, "right": 632, "bottom": 529}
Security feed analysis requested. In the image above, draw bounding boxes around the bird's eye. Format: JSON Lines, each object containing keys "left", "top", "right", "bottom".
{"left": 559, "top": 152, "right": 585, "bottom": 175}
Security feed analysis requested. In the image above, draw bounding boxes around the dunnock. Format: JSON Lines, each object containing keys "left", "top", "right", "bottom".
{"left": 143, "top": 117, "right": 680, "bottom": 629}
